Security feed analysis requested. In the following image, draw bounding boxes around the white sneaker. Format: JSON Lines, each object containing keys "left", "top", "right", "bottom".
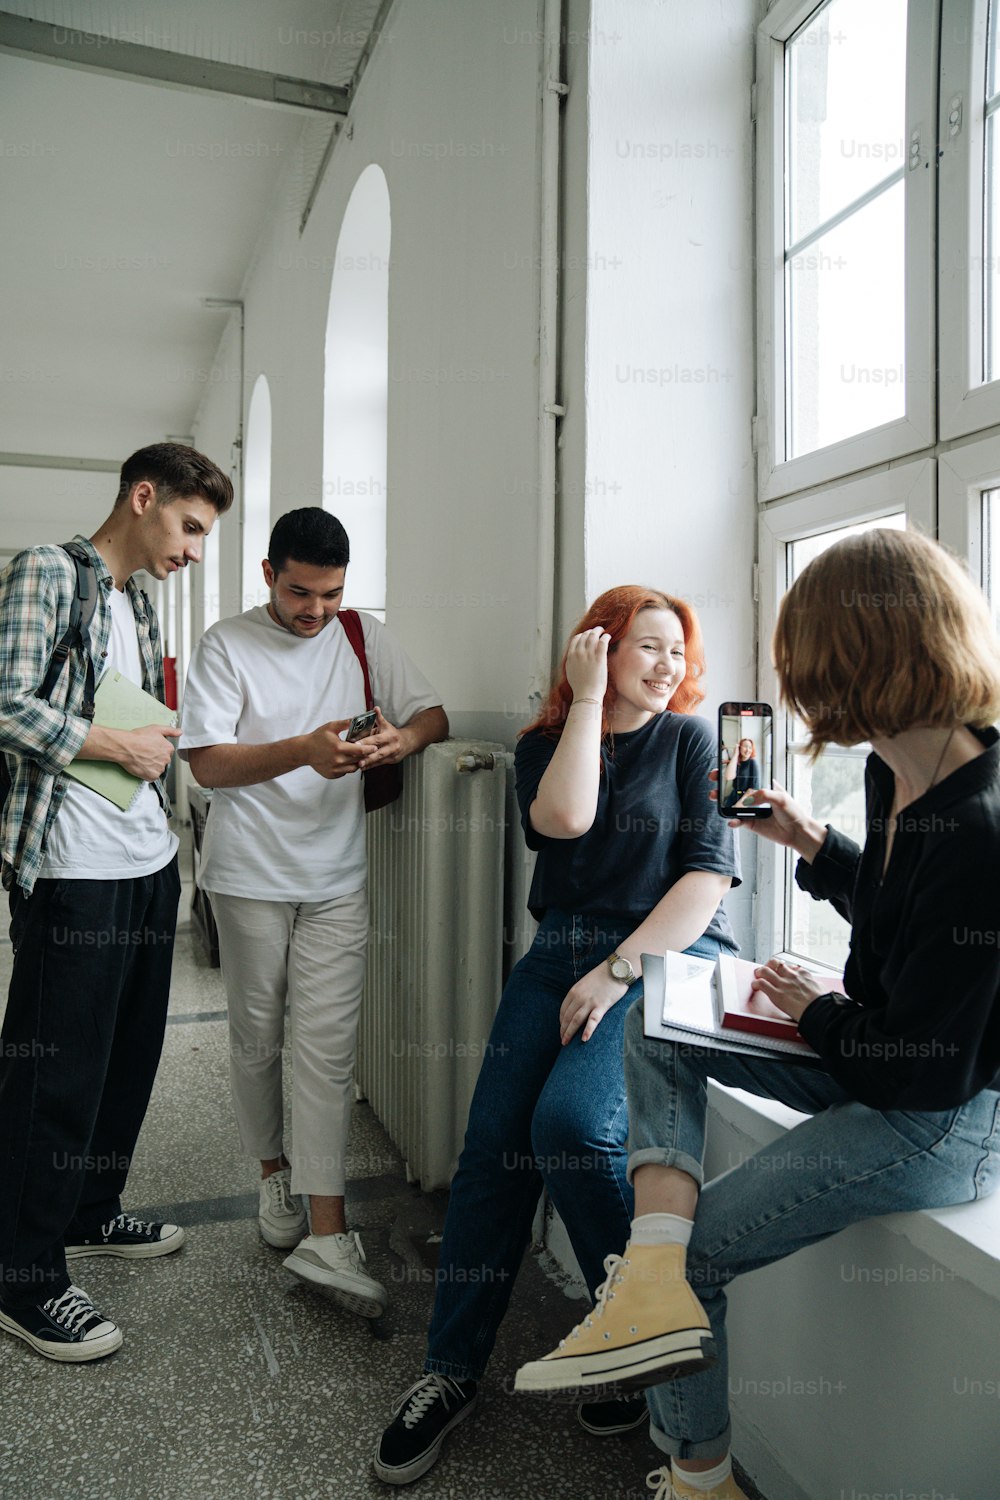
{"left": 282, "top": 1231, "right": 388, "bottom": 1318}
{"left": 258, "top": 1169, "right": 307, "bottom": 1249}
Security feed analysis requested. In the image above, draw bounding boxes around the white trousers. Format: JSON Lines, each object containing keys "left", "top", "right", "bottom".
{"left": 209, "top": 887, "right": 368, "bottom": 1198}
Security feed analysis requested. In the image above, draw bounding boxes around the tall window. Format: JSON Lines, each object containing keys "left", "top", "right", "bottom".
{"left": 757, "top": 0, "right": 935, "bottom": 501}
{"left": 323, "top": 164, "right": 390, "bottom": 617}
{"left": 243, "top": 374, "right": 272, "bottom": 610}
{"left": 784, "top": 0, "right": 908, "bottom": 458}
{"left": 756, "top": 0, "right": 999, "bottom": 961}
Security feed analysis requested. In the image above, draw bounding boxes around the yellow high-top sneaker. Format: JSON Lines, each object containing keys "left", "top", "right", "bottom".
{"left": 514, "top": 1243, "right": 716, "bottom": 1398}
{"left": 646, "top": 1463, "right": 751, "bottom": 1500}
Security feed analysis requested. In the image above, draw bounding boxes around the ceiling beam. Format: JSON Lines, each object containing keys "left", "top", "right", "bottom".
{"left": 0, "top": 10, "right": 351, "bottom": 115}
{"left": 0, "top": 452, "right": 121, "bottom": 472}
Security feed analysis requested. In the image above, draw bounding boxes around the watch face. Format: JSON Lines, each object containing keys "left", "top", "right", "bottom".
{"left": 610, "top": 956, "right": 631, "bottom": 980}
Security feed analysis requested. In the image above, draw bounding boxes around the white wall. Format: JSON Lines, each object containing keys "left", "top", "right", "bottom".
{"left": 193, "top": 0, "right": 546, "bottom": 746}
{"left": 580, "top": 0, "right": 758, "bottom": 681}
{"left": 574, "top": 0, "right": 760, "bottom": 950}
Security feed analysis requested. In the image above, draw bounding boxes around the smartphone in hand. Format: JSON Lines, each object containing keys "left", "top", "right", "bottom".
{"left": 346, "top": 709, "right": 378, "bottom": 742}
{"left": 718, "top": 702, "right": 773, "bottom": 818}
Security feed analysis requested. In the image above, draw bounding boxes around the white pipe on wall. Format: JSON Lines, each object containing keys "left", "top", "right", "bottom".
{"left": 530, "top": 0, "right": 566, "bottom": 709}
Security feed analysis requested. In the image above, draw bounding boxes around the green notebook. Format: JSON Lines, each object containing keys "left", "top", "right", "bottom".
{"left": 66, "top": 671, "right": 178, "bottom": 811}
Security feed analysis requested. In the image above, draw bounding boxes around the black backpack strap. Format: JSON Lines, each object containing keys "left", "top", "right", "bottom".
{"left": 34, "top": 544, "right": 99, "bottom": 720}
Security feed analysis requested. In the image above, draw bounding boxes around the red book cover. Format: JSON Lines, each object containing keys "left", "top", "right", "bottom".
{"left": 713, "top": 955, "right": 845, "bottom": 1042}
{"left": 720, "top": 987, "right": 803, "bottom": 1041}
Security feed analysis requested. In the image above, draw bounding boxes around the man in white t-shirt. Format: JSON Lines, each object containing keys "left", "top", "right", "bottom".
{"left": 0, "top": 443, "right": 234, "bottom": 1363}
{"left": 180, "top": 507, "right": 447, "bottom": 1315}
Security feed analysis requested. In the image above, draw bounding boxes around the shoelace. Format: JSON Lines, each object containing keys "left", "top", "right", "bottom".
{"left": 44, "top": 1285, "right": 99, "bottom": 1334}
{"left": 645, "top": 1468, "right": 673, "bottom": 1500}
{"left": 334, "top": 1231, "right": 366, "bottom": 1270}
{"left": 102, "top": 1213, "right": 148, "bottom": 1237}
{"left": 392, "top": 1374, "right": 459, "bottom": 1431}
{"left": 559, "top": 1252, "right": 628, "bottom": 1347}
{"left": 263, "top": 1175, "right": 297, "bottom": 1216}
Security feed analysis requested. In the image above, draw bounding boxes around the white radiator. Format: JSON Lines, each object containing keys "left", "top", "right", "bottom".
{"left": 356, "top": 739, "right": 508, "bottom": 1191}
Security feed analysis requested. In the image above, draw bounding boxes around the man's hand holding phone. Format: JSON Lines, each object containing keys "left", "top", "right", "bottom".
{"left": 354, "top": 706, "right": 405, "bottom": 768}
{"left": 303, "top": 721, "right": 370, "bottom": 780}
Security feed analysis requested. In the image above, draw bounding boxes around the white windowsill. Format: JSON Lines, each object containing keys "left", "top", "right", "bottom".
{"left": 709, "top": 1081, "right": 1000, "bottom": 1303}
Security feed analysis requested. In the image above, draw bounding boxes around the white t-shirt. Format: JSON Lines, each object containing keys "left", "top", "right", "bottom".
{"left": 39, "top": 587, "right": 178, "bottom": 879}
{"left": 178, "top": 607, "right": 441, "bottom": 901}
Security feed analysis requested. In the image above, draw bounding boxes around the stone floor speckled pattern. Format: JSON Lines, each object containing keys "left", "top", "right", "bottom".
{"left": 0, "top": 833, "right": 766, "bottom": 1500}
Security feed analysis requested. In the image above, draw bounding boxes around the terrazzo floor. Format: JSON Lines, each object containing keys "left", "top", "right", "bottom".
{"left": 0, "top": 832, "right": 766, "bottom": 1500}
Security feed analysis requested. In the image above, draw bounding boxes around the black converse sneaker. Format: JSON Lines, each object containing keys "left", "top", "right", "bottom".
{"left": 0, "top": 1284, "right": 122, "bottom": 1362}
{"left": 65, "top": 1212, "right": 185, "bottom": 1260}
{"left": 577, "top": 1392, "right": 648, "bottom": 1436}
{"left": 373, "top": 1373, "right": 479, "bottom": 1485}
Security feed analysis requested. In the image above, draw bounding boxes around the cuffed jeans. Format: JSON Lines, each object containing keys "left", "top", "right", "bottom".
{"left": 425, "top": 908, "right": 726, "bottom": 1382}
{"left": 623, "top": 1001, "right": 1000, "bottom": 1459}
{"left": 0, "top": 860, "right": 180, "bottom": 1311}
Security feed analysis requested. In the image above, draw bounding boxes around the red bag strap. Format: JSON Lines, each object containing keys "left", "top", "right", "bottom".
{"left": 338, "top": 609, "right": 374, "bottom": 710}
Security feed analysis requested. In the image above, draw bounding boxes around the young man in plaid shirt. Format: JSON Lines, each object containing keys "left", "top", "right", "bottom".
{"left": 0, "top": 443, "right": 232, "bottom": 1362}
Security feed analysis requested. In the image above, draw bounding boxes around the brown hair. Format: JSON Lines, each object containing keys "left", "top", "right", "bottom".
{"left": 115, "top": 443, "right": 234, "bottom": 514}
{"left": 774, "top": 528, "right": 1000, "bottom": 752}
{"left": 522, "top": 585, "right": 706, "bottom": 738}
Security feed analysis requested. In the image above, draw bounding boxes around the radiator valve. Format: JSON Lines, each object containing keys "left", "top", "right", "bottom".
{"left": 455, "top": 751, "right": 500, "bottom": 773}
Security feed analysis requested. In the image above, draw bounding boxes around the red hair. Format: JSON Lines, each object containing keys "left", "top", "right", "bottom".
{"left": 521, "top": 586, "right": 706, "bottom": 739}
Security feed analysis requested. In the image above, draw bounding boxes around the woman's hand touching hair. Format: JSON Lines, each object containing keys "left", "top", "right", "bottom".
{"left": 564, "top": 627, "right": 611, "bottom": 707}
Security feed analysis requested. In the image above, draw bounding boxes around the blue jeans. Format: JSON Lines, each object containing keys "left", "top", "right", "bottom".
{"left": 622, "top": 1001, "right": 1000, "bottom": 1459}
{"left": 425, "top": 908, "right": 726, "bottom": 1381}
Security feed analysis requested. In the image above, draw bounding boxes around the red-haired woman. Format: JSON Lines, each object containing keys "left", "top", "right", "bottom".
{"left": 374, "top": 586, "right": 740, "bottom": 1487}
{"left": 722, "top": 736, "right": 760, "bottom": 811}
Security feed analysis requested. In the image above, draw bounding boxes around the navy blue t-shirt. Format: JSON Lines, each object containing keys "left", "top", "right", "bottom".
{"left": 515, "top": 712, "right": 740, "bottom": 949}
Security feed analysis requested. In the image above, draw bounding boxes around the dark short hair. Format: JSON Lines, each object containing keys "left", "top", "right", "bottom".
{"left": 116, "top": 443, "right": 234, "bottom": 513}
{"left": 267, "top": 508, "right": 350, "bottom": 575}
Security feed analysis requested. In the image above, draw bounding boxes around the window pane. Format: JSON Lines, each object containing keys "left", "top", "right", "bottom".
{"left": 787, "top": 181, "right": 905, "bottom": 457}
{"left": 786, "top": 0, "right": 907, "bottom": 246}
{"left": 985, "top": 112, "right": 1000, "bottom": 382}
{"left": 989, "top": 0, "right": 1000, "bottom": 101}
{"left": 783, "top": 515, "right": 905, "bottom": 967}
{"left": 786, "top": 749, "right": 866, "bottom": 969}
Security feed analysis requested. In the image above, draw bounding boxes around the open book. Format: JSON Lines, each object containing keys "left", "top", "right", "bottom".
{"left": 66, "top": 670, "right": 178, "bottom": 811}
{"left": 640, "top": 950, "right": 840, "bottom": 1060}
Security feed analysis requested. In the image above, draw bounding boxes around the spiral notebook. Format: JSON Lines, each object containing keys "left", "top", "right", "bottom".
{"left": 640, "top": 950, "right": 822, "bottom": 1060}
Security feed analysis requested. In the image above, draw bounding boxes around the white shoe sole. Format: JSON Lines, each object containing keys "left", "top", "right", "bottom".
{"left": 259, "top": 1218, "right": 308, "bottom": 1250}
{"left": 372, "top": 1393, "right": 479, "bottom": 1484}
{"left": 65, "top": 1226, "right": 186, "bottom": 1260}
{"left": 0, "top": 1309, "right": 123, "bottom": 1363}
{"left": 515, "top": 1328, "right": 717, "bottom": 1397}
{"left": 282, "top": 1250, "right": 388, "bottom": 1317}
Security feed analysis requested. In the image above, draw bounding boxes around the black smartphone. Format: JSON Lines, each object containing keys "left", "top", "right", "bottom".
{"left": 718, "top": 702, "right": 773, "bottom": 818}
{"left": 346, "top": 709, "right": 378, "bottom": 742}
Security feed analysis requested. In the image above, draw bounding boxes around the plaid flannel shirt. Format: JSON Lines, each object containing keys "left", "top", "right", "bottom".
{"left": 0, "top": 534, "right": 170, "bottom": 894}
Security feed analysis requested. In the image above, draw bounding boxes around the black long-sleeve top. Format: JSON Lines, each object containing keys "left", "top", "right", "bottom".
{"left": 795, "top": 726, "right": 1000, "bottom": 1111}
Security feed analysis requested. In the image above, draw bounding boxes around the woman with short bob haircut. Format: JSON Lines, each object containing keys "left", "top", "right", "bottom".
{"left": 374, "top": 585, "right": 740, "bottom": 1488}
{"left": 516, "top": 531, "right": 1000, "bottom": 1500}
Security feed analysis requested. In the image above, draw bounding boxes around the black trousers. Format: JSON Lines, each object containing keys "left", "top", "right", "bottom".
{"left": 0, "top": 858, "right": 180, "bottom": 1310}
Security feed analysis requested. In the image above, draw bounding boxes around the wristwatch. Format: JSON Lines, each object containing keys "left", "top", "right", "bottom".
{"left": 608, "top": 952, "right": 637, "bottom": 985}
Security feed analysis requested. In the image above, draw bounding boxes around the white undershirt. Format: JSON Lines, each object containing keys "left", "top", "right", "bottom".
{"left": 38, "top": 587, "right": 178, "bottom": 879}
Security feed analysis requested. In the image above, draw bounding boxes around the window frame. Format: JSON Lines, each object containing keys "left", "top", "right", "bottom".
{"left": 938, "top": 0, "right": 1000, "bottom": 435}
{"left": 755, "top": 0, "right": 938, "bottom": 501}
{"left": 937, "top": 432, "right": 1000, "bottom": 579}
